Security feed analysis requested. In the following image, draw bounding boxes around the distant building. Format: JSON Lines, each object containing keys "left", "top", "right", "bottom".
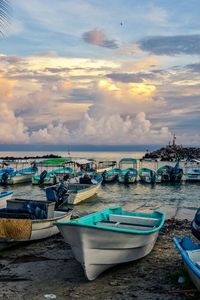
{"left": 172, "top": 134, "right": 176, "bottom": 147}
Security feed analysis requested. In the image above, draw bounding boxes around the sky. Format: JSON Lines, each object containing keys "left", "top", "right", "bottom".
{"left": 0, "top": 0, "right": 200, "bottom": 147}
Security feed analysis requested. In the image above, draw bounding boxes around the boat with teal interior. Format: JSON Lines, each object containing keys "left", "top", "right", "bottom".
{"left": 118, "top": 158, "right": 138, "bottom": 183}
{"left": 173, "top": 236, "right": 200, "bottom": 290}
{"left": 139, "top": 167, "right": 161, "bottom": 184}
{"left": 32, "top": 167, "right": 74, "bottom": 185}
{"left": 157, "top": 162, "right": 183, "bottom": 182}
{"left": 0, "top": 166, "right": 38, "bottom": 185}
{"left": 55, "top": 206, "right": 165, "bottom": 280}
{"left": 102, "top": 168, "right": 121, "bottom": 182}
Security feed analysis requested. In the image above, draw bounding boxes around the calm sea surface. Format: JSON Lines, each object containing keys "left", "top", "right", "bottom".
{"left": 0, "top": 151, "right": 199, "bottom": 220}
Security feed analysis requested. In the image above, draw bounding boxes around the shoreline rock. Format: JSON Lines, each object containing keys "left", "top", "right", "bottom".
{"left": 143, "top": 145, "right": 200, "bottom": 161}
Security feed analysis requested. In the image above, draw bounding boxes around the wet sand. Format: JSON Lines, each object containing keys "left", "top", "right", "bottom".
{"left": 0, "top": 219, "right": 200, "bottom": 300}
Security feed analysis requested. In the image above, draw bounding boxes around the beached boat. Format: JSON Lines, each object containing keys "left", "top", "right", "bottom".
{"left": 173, "top": 236, "right": 200, "bottom": 290}
{"left": 47, "top": 174, "right": 102, "bottom": 205}
{"left": 118, "top": 158, "right": 138, "bottom": 183}
{"left": 0, "top": 198, "right": 72, "bottom": 250}
{"left": 139, "top": 168, "right": 161, "bottom": 184}
{"left": 157, "top": 162, "right": 183, "bottom": 183}
{"left": 32, "top": 167, "right": 74, "bottom": 185}
{"left": 56, "top": 207, "right": 165, "bottom": 280}
{"left": 1, "top": 166, "right": 38, "bottom": 185}
{"left": 0, "top": 191, "right": 13, "bottom": 208}
{"left": 102, "top": 168, "right": 121, "bottom": 182}
{"left": 191, "top": 208, "right": 200, "bottom": 241}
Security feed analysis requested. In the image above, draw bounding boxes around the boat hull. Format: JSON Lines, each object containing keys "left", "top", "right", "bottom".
{"left": 8, "top": 174, "right": 33, "bottom": 184}
{"left": 0, "top": 192, "right": 13, "bottom": 208}
{"left": 57, "top": 225, "right": 158, "bottom": 280}
{"left": 118, "top": 175, "right": 137, "bottom": 183}
{"left": 173, "top": 237, "right": 200, "bottom": 291}
{"left": 67, "top": 183, "right": 101, "bottom": 205}
{"left": 0, "top": 211, "right": 72, "bottom": 250}
{"left": 185, "top": 173, "right": 200, "bottom": 182}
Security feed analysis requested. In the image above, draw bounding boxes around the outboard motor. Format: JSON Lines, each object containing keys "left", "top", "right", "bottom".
{"left": 1, "top": 172, "right": 9, "bottom": 185}
{"left": 38, "top": 170, "right": 48, "bottom": 185}
{"left": 102, "top": 170, "right": 107, "bottom": 182}
{"left": 124, "top": 171, "right": 130, "bottom": 184}
{"left": 46, "top": 182, "right": 69, "bottom": 209}
{"left": 191, "top": 208, "right": 200, "bottom": 241}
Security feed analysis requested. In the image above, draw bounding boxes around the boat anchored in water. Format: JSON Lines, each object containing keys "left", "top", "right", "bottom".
{"left": 55, "top": 206, "right": 165, "bottom": 280}
{"left": 118, "top": 158, "right": 138, "bottom": 183}
{"left": 139, "top": 167, "right": 161, "bottom": 184}
{"left": 46, "top": 173, "right": 102, "bottom": 205}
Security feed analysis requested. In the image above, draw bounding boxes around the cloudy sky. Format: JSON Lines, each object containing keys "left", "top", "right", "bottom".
{"left": 1, "top": 0, "right": 200, "bottom": 147}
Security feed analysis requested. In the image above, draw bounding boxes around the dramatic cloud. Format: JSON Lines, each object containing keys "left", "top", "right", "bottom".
{"left": 0, "top": 103, "right": 29, "bottom": 143}
{"left": 71, "top": 112, "right": 172, "bottom": 145}
{"left": 106, "top": 72, "right": 153, "bottom": 83}
{"left": 138, "top": 35, "right": 200, "bottom": 55}
{"left": 82, "top": 29, "right": 118, "bottom": 49}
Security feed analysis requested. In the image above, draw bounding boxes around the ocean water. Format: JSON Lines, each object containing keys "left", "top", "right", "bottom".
{"left": 0, "top": 151, "right": 199, "bottom": 220}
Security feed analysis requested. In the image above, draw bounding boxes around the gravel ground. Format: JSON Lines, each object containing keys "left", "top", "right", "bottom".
{"left": 0, "top": 219, "right": 200, "bottom": 300}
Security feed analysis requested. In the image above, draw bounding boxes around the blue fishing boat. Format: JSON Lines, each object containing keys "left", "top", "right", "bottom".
{"left": 173, "top": 236, "right": 200, "bottom": 290}
{"left": 139, "top": 167, "right": 161, "bottom": 183}
{"left": 0, "top": 166, "right": 38, "bottom": 185}
{"left": 32, "top": 167, "right": 73, "bottom": 185}
{"left": 0, "top": 167, "right": 14, "bottom": 184}
{"left": 102, "top": 168, "right": 121, "bottom": 182}
{"left": 56, "top": 207, "right": 165, "bottom": 280}
{"left": 118, "top": 158, "right": 138, "bottom": 183}
{"left": 157, "top": 162, "right": 183, "bottom": 182}
{"left": 0, "top": 191, "right": 13, "bottom": 208}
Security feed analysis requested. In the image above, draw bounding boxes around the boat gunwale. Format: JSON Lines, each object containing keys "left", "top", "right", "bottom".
{"left": 55, "top": 207, "right": 165, "bottom": 235}
{"left": 173, "top": 236, "right": 200, "bottom": 280}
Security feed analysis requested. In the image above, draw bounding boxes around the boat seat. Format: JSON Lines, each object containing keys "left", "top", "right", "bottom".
{"left": 186, "top": 249, "right": 200, "bottom": 264}
{"left": 96, "top": 220, "right": 155, "bottom": 231}
{"left": 109, "top": 214, "right": 159, "bottom": 227}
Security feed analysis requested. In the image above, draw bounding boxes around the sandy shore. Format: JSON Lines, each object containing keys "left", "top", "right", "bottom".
{"left": 0, "top": 219, "right": 200, "bottom": 300}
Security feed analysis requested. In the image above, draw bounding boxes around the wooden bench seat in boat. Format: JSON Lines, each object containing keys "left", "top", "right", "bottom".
{"left": 186, "top": 249, "right": 200, "bottom": 268}
{"left": 109, "top": 214, "right": 159, "bottom": 227}
{"left": 95, "top": 220, "right": 156, "bottom": 231}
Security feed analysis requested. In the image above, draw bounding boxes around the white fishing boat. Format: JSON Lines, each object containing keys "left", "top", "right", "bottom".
{"left": 139, "top": 168, "right": 161, "bottom": 184}
{"left": 96, "top": 160, "right": 117, "bottom": 173}
{"left": 184, "top": 159, "right": 200, "bottom": 181}
{"left": 1, "top": 166, "right": 38, "bottom": 185}
{"left": 47, "top": 174, "right": 102, "bottom": 205}
{"left": 32, "top": 167, "right": 74, "bottom": 185}
{"left": 0, "top": 198, "right": 72, "bottom": 250}
{"left": 0, "top": 191, "right": 13, "bottom": 208}
{"left": 118, "top": 158, "right": 138, "bottom": 183}
{"left": 102, "top": 168, "right": 121, "bottom": 182}
{"left": 56, "top": 207, "right": 165, "bottom": 280}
